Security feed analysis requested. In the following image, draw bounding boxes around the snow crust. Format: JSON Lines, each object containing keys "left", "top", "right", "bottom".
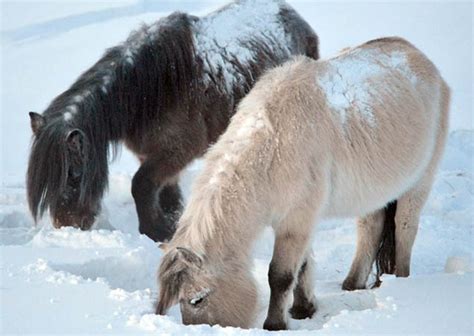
{"left": 194, "top": 0, "right": 290, "bottom": 92}
{"left": 317, "top": 49, "right": 416, "bottom": 126}
{"left": 1, "top": 128, "right": 472, "bottom": 335}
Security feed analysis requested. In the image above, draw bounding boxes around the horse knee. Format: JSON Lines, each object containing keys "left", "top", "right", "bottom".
{"left": 131, "top": 172, "right": 145, "bottom": 200}
{"left": 132, "top": 170, "right": 154, "bottom": 199}
{"left": 159, "top": 184, "right": 183, "bottom": 215}
{"left": 268, "top": 262, "right": 294, "bottom": 293}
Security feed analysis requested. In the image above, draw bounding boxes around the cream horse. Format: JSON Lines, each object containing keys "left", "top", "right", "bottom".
{"left": 156, "top": 37, "right": 450, "bottom": 330}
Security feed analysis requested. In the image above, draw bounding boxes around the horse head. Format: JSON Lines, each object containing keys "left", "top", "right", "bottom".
{"left": 27, "top": 111, "right": 106, "bottom": 230}
{"left": 157, "top": 246, "right": 257, "bottom": 328}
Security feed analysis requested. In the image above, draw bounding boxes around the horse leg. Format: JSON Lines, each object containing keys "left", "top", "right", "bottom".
{"left": 342, "top": 209, "right": 385, "bottom": 290}
{"left": 132, "top": 154, "right": 187, "bottom": 242}
{"left": 289, "top": 250, "right": 317, "bottom": 319}
{"left": 394, "top": 182, "right": 431, "bottom": 277}
{"left": 394, "top": 83, "right": 449, "bottom": 277}
{"left": 263, "top": 204, "right": 317, "bottom": 331}
{"left": 395, "top": 93, "right": 448, "bottom": 276}
{"left": 158, "top": 181, "right": 184, "bottom": 227}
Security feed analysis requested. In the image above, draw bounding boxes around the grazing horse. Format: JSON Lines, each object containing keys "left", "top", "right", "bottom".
{"left": 26, "top": 0, "right": 319, "bottom": 242}
{"left": 156, "top": 37, "right": 450, "bottom": 330}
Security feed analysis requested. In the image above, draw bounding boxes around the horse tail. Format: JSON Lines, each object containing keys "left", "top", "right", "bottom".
{"left": 373, "top": 200, "right": 397, "bottom": 287}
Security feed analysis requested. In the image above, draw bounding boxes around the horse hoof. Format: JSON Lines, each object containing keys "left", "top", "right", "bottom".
{"left": 342, "top": 278, "right": 365, "bottom": 291}
{"left": 395, "top": 269, "right": 410, "bottom": 277}
{"left": 263, "top": 319, "right": 287, "bottom": 331}
{"left": 289, "top": 301, "right": 316, "bottom": 320}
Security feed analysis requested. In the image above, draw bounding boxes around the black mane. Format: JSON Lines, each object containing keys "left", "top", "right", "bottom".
{"left": 27, "top": 12, "right": 197, "bottom": 220}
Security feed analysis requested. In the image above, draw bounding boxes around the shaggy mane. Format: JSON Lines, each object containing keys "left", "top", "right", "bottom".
{"left": 27, "top": 12, "right": 197, "bottom": 221}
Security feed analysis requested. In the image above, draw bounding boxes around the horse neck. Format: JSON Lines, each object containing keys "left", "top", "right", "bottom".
{"left": 47, "top": 14, "right": 196, "bottom": 144}
{"left": 172, "top": 173, "right": 266, "bottom": 267}
{"left": 45, "top": 61, "right": 137, "bottom": 145}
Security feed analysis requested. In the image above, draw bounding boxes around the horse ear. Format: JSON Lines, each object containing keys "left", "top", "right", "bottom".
{"left": 156, "top": 247, "right": 202, "bottom": 315}
{"left": 29, "top": 112, "right": 45, "bottom": 135}
{"left": 66, "top": 129, "right": 85, "bottom": 157}
{"left": 176, "top": 247, "right": 202, "bottom": 268}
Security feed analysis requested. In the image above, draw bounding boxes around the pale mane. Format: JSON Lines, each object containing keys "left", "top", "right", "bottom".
{"left": 174, "top": 94, "right": 274, "bottom": 253}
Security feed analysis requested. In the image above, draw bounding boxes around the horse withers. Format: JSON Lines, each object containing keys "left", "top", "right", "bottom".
{"left": 156, "top": 37, "right": 450, "bottom": 329}
{"left": 26, "top": 0, "right": 319, "bottom": 241}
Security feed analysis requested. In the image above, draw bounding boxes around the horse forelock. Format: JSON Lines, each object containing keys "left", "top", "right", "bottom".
{"left": 27, "top": 123, "right": 70, "bottom": 221}
{"left": 26, "top": 120, "right": 109, "bottom": 221}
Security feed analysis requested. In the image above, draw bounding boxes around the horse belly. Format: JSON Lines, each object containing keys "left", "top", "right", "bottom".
{"left": 322, "top": 134, "right": 435, "bottom": 218}
{"left": 323, "top": 172, "right": 409, "bottom": 218}
{"left": 323, "top": 175, "right": 409, "bottom": 218}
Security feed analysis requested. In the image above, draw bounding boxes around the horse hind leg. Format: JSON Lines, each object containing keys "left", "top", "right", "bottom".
{"left": 346, "top": 82, "right": 449, "bottom": 284}
{"left": 395, "top": 80, "right": 449, "bottom": 277}
{"left": 347, "top": 178, "right": 433, "bottom": 287}
{"left": 289, "top": 250, "right": 317, "bottom": 319}
{"left": 368, "top": 179, "right": 431, "bottom": 280}
{"left": 342, "top": 208, "right": 386, "bottom": 290}
{"left": 393, "top": 181, "right": 432, "bottom": 277}
{"left": 386, "top": 87, "right": 449, "bottom": 277}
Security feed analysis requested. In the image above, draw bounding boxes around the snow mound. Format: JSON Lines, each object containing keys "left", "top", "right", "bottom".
{"left": 1, "top": 130, "right": 472, "bottom": 335}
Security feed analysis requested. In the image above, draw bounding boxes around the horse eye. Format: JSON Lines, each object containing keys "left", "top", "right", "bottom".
{"left": 189, "top": 296, "right": 204, "bottom": 307}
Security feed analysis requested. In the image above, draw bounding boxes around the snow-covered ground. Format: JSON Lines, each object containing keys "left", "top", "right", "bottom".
{"left": 1, "top": 1, "right": 473, "bottom": 334}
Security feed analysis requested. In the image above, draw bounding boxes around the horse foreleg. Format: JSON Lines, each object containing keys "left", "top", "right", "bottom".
{"left": 343, "top": 209, "right": 385, "bottom": 290}
{"left": 263, "top": 204, "right": 317, "bottom": 331}
{"left": 158, "top": 182, "right": 184, "bottom": 225}
{"left": 132, "top": 155, "right": 185, "bottom": 242}
{"left": 289, "top": 250, "right": 317, "bottom": 320}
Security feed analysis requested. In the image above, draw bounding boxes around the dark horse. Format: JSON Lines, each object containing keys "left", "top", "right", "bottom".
{"left": 27, "top": 0, "right": 319, "bottom": 242}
